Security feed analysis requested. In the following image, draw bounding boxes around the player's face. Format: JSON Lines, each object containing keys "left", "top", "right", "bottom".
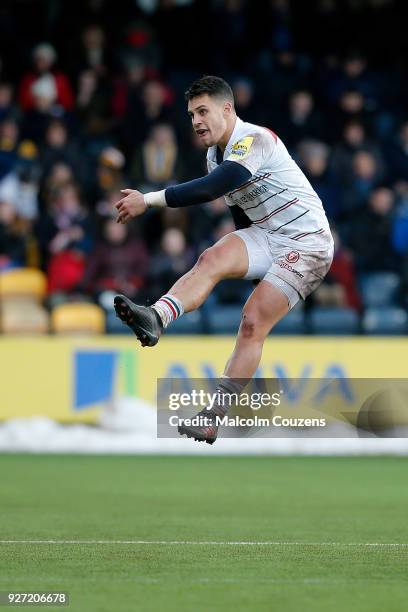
{"left": 187, "top": 95, "right": 231, "bottom": 147}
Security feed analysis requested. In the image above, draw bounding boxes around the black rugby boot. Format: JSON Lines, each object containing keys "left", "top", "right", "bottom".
{"left": 114, "top": 294, "right": 163, "bottom": 347}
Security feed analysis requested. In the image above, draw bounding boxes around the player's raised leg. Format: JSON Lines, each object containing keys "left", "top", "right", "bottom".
{"left": 167, "top": 232, "right": 249, "bottom": 311}
{"left": 114, "top": 233, "right": 248, "bottom": 346}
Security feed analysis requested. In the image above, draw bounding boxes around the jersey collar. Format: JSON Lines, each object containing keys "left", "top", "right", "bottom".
{"left": 207, "top": 116, "right": 244, "bottom": 162}
{"left": 223, "top": 116, "right": 244, "bottom": 159}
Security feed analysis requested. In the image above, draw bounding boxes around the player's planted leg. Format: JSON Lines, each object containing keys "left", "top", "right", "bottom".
{"left": 178, "top": 281, "right": 291, "bottom": 443}
{"left": 177, "top": 376, "right": 247, "bottom": 444}
{"left": 224, "top": 280, "right": 291, "bottom": 378}
{"left": 114, "top": 234, "right": 248, "bottom": 345}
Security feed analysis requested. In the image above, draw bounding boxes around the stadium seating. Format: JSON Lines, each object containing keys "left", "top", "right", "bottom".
{"left": 0, "top": 268, "right": 49, "bottom": 334}
{"left": 362, "top": 307, "right": 408, "bottom": 335}
{"left": 51, "top": 303, "right": 105, "bottom": 334}
{"left": 0, "top": 268, "right": 47, "bottom": 302}
{"left": 105, "top": 309, "right": 133, "bottom": 334}
{"left": 206, "top": 305, "right": 242, "bottom": 334}
{"left": 0, "top": 300, "right": 49, "bottom": 334}
{"left": 308, "top": 307, "right": 360, "bottom": 335}
{"left": 270, "top": 303, "right": 306, "bottom": 335}
{"left": 359, "top": 272, "right": 400, "bottom": 307}
{"left": 164, "top": 309, "right": 204, "bottom": 335}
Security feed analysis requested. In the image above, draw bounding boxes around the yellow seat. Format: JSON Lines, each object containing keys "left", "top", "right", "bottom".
{"left": 0, "top": 268, "right": 47, "bottom": 302}
{"left": 0, "top": 300, "right": 49, "bottom": 334}
{"left": 51, "top": 303, "right": 105, "bottom": 335}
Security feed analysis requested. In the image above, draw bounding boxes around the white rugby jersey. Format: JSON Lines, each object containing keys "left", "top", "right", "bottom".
{"left": 206, "top": 117, "right": 332, "bottom": 250}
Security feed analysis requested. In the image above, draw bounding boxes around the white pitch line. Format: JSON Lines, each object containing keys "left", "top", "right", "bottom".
{"left": 0, "top": 540, "right": 408, "bottom": 547}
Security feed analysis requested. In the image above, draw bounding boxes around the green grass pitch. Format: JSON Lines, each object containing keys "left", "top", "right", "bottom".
{"left": 1, "top": 454, "right": 408, "bottom": 611}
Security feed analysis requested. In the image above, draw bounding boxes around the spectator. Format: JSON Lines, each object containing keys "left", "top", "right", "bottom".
{"left": 314, "top": 229, "right": 362, "bottom": 310}
{"left": 94, "top": 187, "right": 124, "bottom": 220}
{"left": 280, "top": 90, "right": 325, "bottom": 149}
{"left": 331, "top": 120, "right": 384, "bottom": 186}
{"left": 0, "top": 201, "right": 28, "bottom": 270}
{"left": 297, "top": 140, "right": 342, "bottom": 221}
{"left": 264, "top": 51, "right": 307, "bottom": 113}
{"left": 342, "top": 150, "right": 383, "bottom": 215}
{"left": 83, "top": 217, "right": 149, "bottom": 302}
{"left": 41, "top": 119, "right": 84, "bottom": 180}
{"left": 119, "top": 79, "right": 173, "bottom": 156}
{"left": 122, "top": 21, "right": 161, "bottom": 72}
{"left": 332, "top": 89, "right": 372, "bottom": 141}
{"left": 91, "top": 146, "right": 126, "bottom": 204}
{"left": 386, "top": 121, "right": 408, "bottom": 184}
{"left": 131, "top": 123, "right": 181, "bottom": 190}
{"left": 392, "top": 184, "right": 408, "bottom": 284}
{"left": 148, "top": 227, "right": 194, "bottom": 301}
{"left": 328, "top": 53, "right": 381, "bottom": 110}
{"left": 0, "top": 118, "right": 19, "bottom": 179}
{"left": 18, "top": 43, "right": 74, "bottom": 111}
{"left": 0, "top": 139, "right": 40, "bottom": 222}
{"left": 213, "top": 0, "right": 248, "bottom": 73}
{"left": 0, "top": 82, "right": 16, "bottom": 122}
{"left": 20, "top": 75, "right": 73, "bottom": 143}
{"left": 232, "top": 79, "right": 263, "bottom": 124}
{"left": 71, "top": 25, "right": 110, "bottom": 77}
{"left": 76, "top": 69, "right": 112, "bottom": 141}
{"left": 188, "top": 197, "right": 231, "bottom": 253}
{"left": 348, "top": 187, "right": 397, "bottom": 272}
{"left": 212, "top": 216, "right": 250, "bottom": 306}
{"left": 41, "top": 162, "right": 75, "bottom": 208}
{"left": 179, "top": 130, "right": 207, "bottom": 181}
{"left": 35, "top": 181, "right": 93, "bottom": 293}
{"left": 111, "top": 58, "right": 146, "bottom": 121}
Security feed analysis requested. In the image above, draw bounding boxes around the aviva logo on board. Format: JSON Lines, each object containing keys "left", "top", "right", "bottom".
{"left": 73, "top": 349, "right": 138, "bottom": 410}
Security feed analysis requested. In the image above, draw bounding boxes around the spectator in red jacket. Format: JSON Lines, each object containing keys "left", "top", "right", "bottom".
{"left": 314, "top": 229, "right": 362, "bottom": 310}
{"left": 18, "top": 43, "right": 74, "bottom": 111}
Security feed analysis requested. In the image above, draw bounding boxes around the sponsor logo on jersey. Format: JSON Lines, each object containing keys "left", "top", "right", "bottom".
{"left": 274, "top": 258, "right": 304, "bottom": 278}
{"left": 229, "top": 136, "right": 254, "bottom": 160}
{"left": 236, "top": 184, "right": 268, "bottom": 203}
{"left": 285, "top": 251, "right": 300, "bottom": 263}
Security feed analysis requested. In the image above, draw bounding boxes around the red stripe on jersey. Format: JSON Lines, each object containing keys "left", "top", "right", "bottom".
{"left": 228, "top": 173, "right": 272, "bottom": 196}
{"left": 253, "top": 198, "right": 299, "bottom": 224}
{"left": 293, "top": 228, "right": 324, "bottom": 241}
{"left": 262, "top": 127, "right": 278, "bottom": 142}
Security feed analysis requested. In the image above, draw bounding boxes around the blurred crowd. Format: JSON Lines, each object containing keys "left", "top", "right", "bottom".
{"left": 0, "top": 0, "right": 407, "bottom": 326}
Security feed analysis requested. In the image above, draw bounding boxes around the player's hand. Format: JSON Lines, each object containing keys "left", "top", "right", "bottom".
{"left": 115, "top": 189, "right": 147, "bottom": 223}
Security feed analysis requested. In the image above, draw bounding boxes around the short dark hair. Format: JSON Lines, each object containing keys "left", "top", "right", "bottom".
{"left": 185, "top": 75, "right": 234, "bottom": 104}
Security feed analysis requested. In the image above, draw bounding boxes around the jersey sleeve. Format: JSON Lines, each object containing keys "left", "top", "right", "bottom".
{"left": 225, "top": 131, "right": 274, "bottom": 175}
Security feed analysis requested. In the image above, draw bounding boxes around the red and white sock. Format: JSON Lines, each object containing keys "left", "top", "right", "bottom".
{"left": 152, "top": 294, "right": 184, "bottom": 328}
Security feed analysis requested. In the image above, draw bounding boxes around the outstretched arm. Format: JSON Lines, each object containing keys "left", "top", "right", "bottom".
{"left": 115, "top": 161, "right": 251, "bottom": 223}
{"left": 165, "top": 161, "right": 251, "bottom": 207}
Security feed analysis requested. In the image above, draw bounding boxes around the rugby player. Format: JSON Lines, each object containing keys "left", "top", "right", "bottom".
{"left": 114, "top": 76, "right": 334, "bottom": 444}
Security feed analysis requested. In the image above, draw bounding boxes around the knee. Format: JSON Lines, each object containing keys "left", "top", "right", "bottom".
{"left": 197, "top": 247, "right": 223, "bottom": 277}
{"left": 240, "top": 300, "right": 274, "bottom": 340}
{"left": 240, "top": 308, "right": 261, "bottom": 340}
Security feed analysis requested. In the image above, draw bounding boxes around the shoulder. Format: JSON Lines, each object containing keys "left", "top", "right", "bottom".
{"left": 238, "top": 121, "right": 277, "bottom": 141}
{"left": 230, "top": 122, "right": 277, "bottom": 160}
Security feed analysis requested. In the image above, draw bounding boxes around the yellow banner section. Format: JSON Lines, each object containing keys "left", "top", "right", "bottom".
{"left": 0, "top": 336, "right": 407, "bottom": 422}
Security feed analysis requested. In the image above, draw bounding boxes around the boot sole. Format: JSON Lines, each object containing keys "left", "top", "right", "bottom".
{"left": 114, "top": 295, "right": 159, "bottom": 347}
{"left": 177, "top": 424, "right": 216, "bottom": 445}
